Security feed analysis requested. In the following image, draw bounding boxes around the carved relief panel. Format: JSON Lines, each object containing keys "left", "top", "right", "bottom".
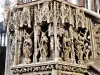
{"left": 8, "top": 0, "right": 94, "bottom": 67}
{"left": 8, "top": 7, "right": 34, "bottom": 65}
{"left": 34, "top": 1, "right": 55, "bottom": 62}
{"left": 73, "top": 17, "right": 92, "bottom": 64}
{"left": 92, "top": 25, "right": 100, "bottom": 57}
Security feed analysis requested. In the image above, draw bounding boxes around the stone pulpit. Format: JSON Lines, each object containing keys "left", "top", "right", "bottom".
{"left": 5, "top": 0, "right": 100, "bottom": 75}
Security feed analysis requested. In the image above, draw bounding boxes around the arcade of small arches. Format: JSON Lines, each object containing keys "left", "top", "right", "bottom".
{"left": 7, "top": 0, "right": 100, "bottom": 75}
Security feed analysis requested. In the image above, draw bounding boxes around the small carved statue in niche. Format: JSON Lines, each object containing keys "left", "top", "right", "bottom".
{"left": 57, "top": 35, "right": 61, "bottom": 58}
{"left": 62, "top": 31, "right": 71, "bottom": 61}
{"left": 17, "top": 38, "right": 22, "bottom": 64}
{"left": 56, "top": 28, "right": 65, "bottom": 60}
{"left": 48, "top": 23, "right": 54, "bottom": 58}
{"left": 23, "top": 36, "right": 32, "bottom": 64}
{"left": 40, "top": 32, "right": 48, "bottom": 61}
{"left": 75, "top": 33, "right": 84, "bottom": 64}
{"left": 10, "top": 39, "right": 15, "bottom": 65}
{"left": 36, "top": 24, "right": 41, "bottom": 48}
{"left": 56, "top": 27, "right": 65, "bottom": 59}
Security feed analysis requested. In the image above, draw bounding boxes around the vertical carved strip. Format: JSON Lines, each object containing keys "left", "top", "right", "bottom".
{"left": 13, "top": 26, "right": 18, "bottom": 65}
{"left": 34, "top": 6, "right": 38, "bottom": 63}
{"left": 54, "top": 1, "right": 57, "bottom": 61}
{"left": 69, "top": 25, "right": 76, "bottom": 64}
{"left": 88, "top": 19, "right": 93, "bottom": 59}
{"left": 92, "top": 24, "right": 97, "bottom": 58}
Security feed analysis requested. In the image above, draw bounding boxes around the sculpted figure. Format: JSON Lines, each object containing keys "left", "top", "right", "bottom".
{"left": 23, "top": 37, "right": 32, "bottom": 64}
{"left": 57, "top": 36, "right": 61, "bottom": 58}
{"left": 75, "top": 33, "right": 84, "bottom": 64}
{"left": 56, "top": 27, "right": 64, "bottom": 60}
{"left": 62, "top": 31, "right": 71, "bottom": 61}
{"left": 10, "top": 39, "right": 15, "bottom": 65}
{"left": 48, "top": 23, "right": 54, "bottom": 58}
{"left": 40, "top": 32, "right": 48, "bottom": 61}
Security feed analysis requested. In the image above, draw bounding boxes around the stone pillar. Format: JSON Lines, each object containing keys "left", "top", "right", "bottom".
{"left": 53, "top": 1, "right": 58, "bottom": 62}
{"left": 34, "top": 23, "right": 37, "bottom": 63}
{"left": 13, "top": 26, "right": 18, "bottom": 65}
{"left": 5, "top": 27, "right": 13, "bottom": 75}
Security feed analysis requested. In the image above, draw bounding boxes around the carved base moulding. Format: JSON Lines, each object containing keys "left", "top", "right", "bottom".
{"left": 11, "top": 61, "right": 87, "bottom": 74}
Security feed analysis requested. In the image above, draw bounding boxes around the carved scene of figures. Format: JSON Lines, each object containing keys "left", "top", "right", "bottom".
{"left": 8, "top": 7, "right": 34, "bottom": 65}
{"left": 56, "top": 20, "right": 72, "bottom": 62}
{"left": 8, "top": 0, "right": 94, "bottom": 66}
{"left": 36, "top": 21, "right": 55, "bottom": 62}
{"left": 73, "top": 27, "right": 92, "bottom": 64}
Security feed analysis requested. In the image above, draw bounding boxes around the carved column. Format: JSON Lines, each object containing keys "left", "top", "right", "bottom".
{"left": 54, "top": 1, "right": 58, "bottom": 61}
{"left": 34, "top": 24, "right": 37, "bottom": 63}
{"left": 89, "top": 19, "right": 94, "bottom": 59}
{"left": 13, "top": 26, "right": 18, "bottom": 65}
{"left": 92, "top": 26, "right": 96, "bottom": 58}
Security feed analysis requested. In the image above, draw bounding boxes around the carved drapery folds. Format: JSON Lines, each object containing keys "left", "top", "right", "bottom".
{"left": 8, "top": 0, "right": 95, "bottom": 67}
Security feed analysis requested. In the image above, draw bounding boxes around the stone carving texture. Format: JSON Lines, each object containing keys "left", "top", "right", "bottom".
{"left": 8, "top": 0, "right": 93, "bottom": 64}
{"left": 12, "top": 64, "right": 87, "bottom": 74}
{"left": 7, "top": 0, "right": 100, "bottom": 75}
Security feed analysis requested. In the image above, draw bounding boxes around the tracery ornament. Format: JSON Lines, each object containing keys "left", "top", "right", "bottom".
{"left": 34, "top": 1, "right": 52, "bottom": 23}
{"left": 56, "top": 2, "right": 71, "bottom": 24}
{"left": 14, "top": 9, "right": 22, "bottom": 27}
{"left": 7, "top": 1, "right": 98, "bottom": 73}
{"left": 61, "top": 3, "right": 70, "bottom": 23}
{"left": 20, "top": 7, "right": 31, "bottom": 28}
{"left": 70, "top": 7, "right": 76, "bottom": 26}
{"left": 75, "top": 9, "right": 85, "bottom": 28}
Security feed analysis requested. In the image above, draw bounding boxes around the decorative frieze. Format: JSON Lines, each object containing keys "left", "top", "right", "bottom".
{"left": 12, "top": 63, "right": 87, "bottom": 74}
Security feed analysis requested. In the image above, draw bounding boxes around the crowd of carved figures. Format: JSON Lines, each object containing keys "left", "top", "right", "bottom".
{"left": 8, "top": 1, "right": 96, "bottom": 66}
